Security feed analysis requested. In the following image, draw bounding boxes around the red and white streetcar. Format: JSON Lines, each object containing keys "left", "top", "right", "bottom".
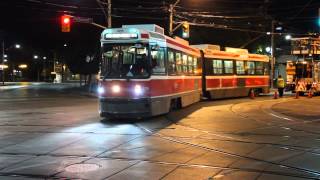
{"left": 98, "top": 24, "right": 202, "bottom": 118}
{"left": 194, "top": 44, "right": 270, "bottom": 99}
{"left": 98, "top": 24, "right": 270, "bottom": 118}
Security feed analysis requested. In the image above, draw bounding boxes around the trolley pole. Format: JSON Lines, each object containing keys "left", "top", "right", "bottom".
{"left": 107, "top": 0, "right": 112, "bottom": 28}
{"left": 270, "top": 20, "right": 276, "bottom": 88}
{"left": 169, "top": 0, "right": 180, "bottom": 36}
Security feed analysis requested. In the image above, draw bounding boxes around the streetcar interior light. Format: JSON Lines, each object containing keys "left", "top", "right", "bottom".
{"left": 112, "top": 85, "right": 121, "bottom": 93}
{"left": 134, "top": 84, "right": 143, "bottom": 96}
{"left": 97, "top": 87, "right": 105, "bottom": 94}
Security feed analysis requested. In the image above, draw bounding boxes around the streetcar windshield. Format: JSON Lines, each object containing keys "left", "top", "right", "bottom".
{"left": 101, "top": 44, "right": 150, "bottom": 79}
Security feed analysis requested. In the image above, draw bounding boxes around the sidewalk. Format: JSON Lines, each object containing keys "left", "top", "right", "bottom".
{"left": 0, "top": 82, "right": 81, "bottom": 91}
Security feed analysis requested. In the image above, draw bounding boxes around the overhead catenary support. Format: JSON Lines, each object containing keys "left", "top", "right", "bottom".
{"left": 271, "top": 20, "right": 276, "bottom": 88}
{"left": 96, "top": 0, "right": 111, "bottom": 28}
{"left": 107, "top": 0, "right": 112, "bottom": 28}
{"left": 1, "top": 41, "right": 4, "bottom": 85}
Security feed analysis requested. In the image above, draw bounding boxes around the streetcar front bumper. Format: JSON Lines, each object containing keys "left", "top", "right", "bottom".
{"left": 99, "top": 98, "right": 151, "bottom": 118}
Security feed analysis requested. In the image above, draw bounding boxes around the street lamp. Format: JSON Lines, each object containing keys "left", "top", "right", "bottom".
{"left": 285, "top": 34, "right": 292, "bottom": 40}
{"left": 0, "top": 64, "right": 8, "bottom": 69}
{"left": 265, "top": 46, "right": 271, "bottom": 53}
{"left": 18, "top": 64, "right": 27, "bottom": 69}
{"left": 15, "top": 44, "right": 21, "bottom": 49}
{"left": 1, "top": 43, "right": 22, "bottom": 85}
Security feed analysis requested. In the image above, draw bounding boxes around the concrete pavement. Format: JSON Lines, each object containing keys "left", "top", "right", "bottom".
{"left": 0, "top": 85, "right": 320, "bottom": 179}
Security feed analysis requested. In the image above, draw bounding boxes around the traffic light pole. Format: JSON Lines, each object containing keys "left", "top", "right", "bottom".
{"left": 169, "top": 0, "right": 180, "bottom": 36}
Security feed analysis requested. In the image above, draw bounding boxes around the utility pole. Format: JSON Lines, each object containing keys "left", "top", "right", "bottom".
{"left": 107, "top": 0, "right": 112, "bottom": 28}
{"left": 1, "top": 41, "right": 4, "bottom": 85}
{"left": 271, "top": 20, "right": 276, "bottom": 88}
{"left": 169, "top": 0, "right": 180, "bottom": 36}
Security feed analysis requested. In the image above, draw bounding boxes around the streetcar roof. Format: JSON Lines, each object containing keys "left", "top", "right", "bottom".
{"left": 101, "top": 24, "right": 201, "bottom": 57}
{"left": 193, "top": 44, "right": 269, "bottom": 62}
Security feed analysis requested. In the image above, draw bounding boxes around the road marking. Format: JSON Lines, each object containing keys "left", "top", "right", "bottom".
{"left": 269, "top": 113, "right": 294, "bottom": 121}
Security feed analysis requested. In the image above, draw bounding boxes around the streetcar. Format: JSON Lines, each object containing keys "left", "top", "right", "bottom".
{"left": 98, "top": 24, "right": 270, "bottom": 118}
{"left": 98, "top": 24, "right": 202, "bottom": 118}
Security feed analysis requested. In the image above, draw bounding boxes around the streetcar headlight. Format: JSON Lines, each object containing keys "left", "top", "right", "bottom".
{"left": 112, "top": 85, "right": 121, "bottom": 93}
{"left": 134, "top": 84, "right": 143, "bottom": 96}
{"left": 97, "top": 87, "right": 105, "bottom": 94}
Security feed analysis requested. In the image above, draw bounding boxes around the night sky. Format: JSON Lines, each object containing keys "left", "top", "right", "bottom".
{"left": 0, "top": 0, "right": 319, "bottom": 78}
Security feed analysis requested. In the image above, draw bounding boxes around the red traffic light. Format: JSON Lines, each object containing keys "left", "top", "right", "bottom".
{"left": 63, "top": 17, "right": 70, "bottom": 24}
{"left": 61, "top": 15, "right": 71, "bottom": 32}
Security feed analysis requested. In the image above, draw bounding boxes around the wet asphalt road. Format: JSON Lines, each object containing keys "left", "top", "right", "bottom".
{"left": 1, "top": 84, "right": 320, "bottom": 180}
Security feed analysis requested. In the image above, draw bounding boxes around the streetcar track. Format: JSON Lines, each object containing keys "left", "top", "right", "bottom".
{"left": 134, "top": 123, "right": 320, "bottom": 178}
{"left": 130, "top": 98, "right": 320, "bottom": 178}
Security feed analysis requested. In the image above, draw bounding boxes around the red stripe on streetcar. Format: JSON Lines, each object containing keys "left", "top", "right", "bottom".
{"left": 206, "top": 77, "right": 269, "bottom": 89}
{"left": 100, "top": 76, "right": 268, "bottom": 98}
{"left": 100, "top": 78, "right": 201, "bottom": 98}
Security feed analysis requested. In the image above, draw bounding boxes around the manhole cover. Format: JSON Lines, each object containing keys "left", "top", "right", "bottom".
{"left": 65, "top": 163, "right": 100, "bottom": 173}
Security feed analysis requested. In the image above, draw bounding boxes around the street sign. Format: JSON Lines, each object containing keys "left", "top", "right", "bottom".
{"left": 73, "top": 17, "right": 93, "bottom": 24}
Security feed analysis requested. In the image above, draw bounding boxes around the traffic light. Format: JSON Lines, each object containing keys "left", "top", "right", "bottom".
{"left": 61, "top": 15, "right": 71, "bottom": 32}
{"left": 182, "top": 21, "right": 189, "bottom": 38}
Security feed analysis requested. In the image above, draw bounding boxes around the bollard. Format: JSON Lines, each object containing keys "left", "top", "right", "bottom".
{"left": 295, "top": 91, "right": 299, "bottom": 99}
{"left": 274, "top": 91, "right": 278, "bottom": 99}
{"left": 250, "top": 89, "right": 255, "bottom": 99}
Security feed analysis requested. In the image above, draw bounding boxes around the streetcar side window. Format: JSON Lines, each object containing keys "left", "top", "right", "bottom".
{"left": 182, "top": 54, "right": 188, "bottom": 73}
{"left": 176, "top": 52, "right": 183, "bottom": 74}
{"left": 224, "top": 60, "right": 234, "bottom": 74}
{"left": 151, "top": 47, "right": 166, "bottom": 74}
{"left": 168, "top": 50, "right": 176, "bottom": 75}
{"left": 247, "top": 61, "right": 255, "bottom": 75}
{"left": 255, "top": 61, "right": 264, "bottom": 75}
{"left": 212, "top": 59, "right": 223, "bottom": 74}
{"left": 188, "top": 56, "right": 194, "bottom": 74}
{"left": 193, "top": 57, "right": 198, "bottom": 75}
{"left": 236, "top": 61, "right": 245, "bottom": 75}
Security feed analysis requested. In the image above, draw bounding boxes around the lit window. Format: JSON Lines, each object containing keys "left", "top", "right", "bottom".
{"left": 236, "top": 61, "right": 245, "bottom": 75}
{"left": 224, "top": 60, "right": 233, "bottom": 74}
{"left": 213, "top": 60, "right": 223, "bottom": 74}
